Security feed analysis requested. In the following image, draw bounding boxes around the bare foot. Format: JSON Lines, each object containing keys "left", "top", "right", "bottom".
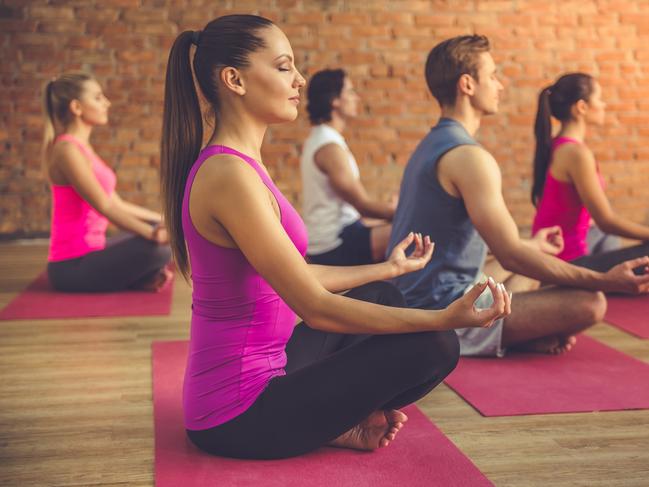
{"left": 139, "top": 268, "right": 173, "bottom": 292}
{"left": 515, "top": 334, "right": 577, "bottom": 355}
{"left": 329, "top": 409, "right": 408, "bottom": 451}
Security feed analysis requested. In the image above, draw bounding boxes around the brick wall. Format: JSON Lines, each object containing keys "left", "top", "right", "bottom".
{"left": 2, "top": 0, "right": 649, "bottom": 237}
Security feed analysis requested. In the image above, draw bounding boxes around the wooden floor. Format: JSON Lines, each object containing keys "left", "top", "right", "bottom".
{"left": 1, "top": 242, "right": 649, "bottom": 487}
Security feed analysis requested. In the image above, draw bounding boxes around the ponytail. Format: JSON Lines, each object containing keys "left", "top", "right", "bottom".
{"left": 160, "top": 15, "right": 275, "bottom": 280}
{"left": 531, "top": 73, "right": 595, "bottom": 206}
{"left": 531, "top": 86, "right": 553, "bottom": 206}
{"left": 40, "top": 72, "right": 93, "bottom": 175}
{"left": 41, "top": 80, "right": 56, "bottom": 168}
{"left": 160, "top": 30, "right": 203, "bottom": 280}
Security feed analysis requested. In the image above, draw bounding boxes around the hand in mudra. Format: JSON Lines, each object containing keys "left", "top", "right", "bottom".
{"left": 152, "top": 224, "right": 169, "bottom": 245}
{"left": 387, "top": 232, "right": 434, "bottom": 277}
{"left": 534, "top": 225, "right": 564, "bottom": 255}
{"left": 445, "top": 277, "right": 512, "bottom": 329}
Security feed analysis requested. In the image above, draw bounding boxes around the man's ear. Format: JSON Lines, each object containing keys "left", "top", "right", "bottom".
{"left": 457, "top": 73, "right": 475, "bottom": 97}
{"left": 331, "top": 96, "right": 341, "bottom": 109}
{"left": 69, "top": 99, "right": 82, "bottom": 117}
{"left": 220, "top": 66, "right": 246, "bottom": 96}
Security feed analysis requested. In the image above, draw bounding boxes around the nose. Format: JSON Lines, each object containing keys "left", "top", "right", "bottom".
{"left": 295, "top": 69, "right": 306, "bottom": 89}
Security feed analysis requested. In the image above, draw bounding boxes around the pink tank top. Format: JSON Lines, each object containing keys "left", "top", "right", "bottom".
{"left": 532, "top": 137, "right": 604, "bottom": 261}
{"left": 182, "top": 145, "right": 308, "bottom": 431}
{"left": 48, "top": 134, "right": 117, "bottom": 262}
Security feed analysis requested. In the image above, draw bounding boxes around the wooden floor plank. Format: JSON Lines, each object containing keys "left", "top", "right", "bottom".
{"left": 1, "top": 241, "right": 648, "bottom": 486}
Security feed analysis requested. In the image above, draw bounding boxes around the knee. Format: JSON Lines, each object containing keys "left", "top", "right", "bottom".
{"left": 590, "top": 291, "right": 608, "bottom": 323}
{"left": 408, "top": 330, "right": 460, "bottom": 379}
{"left": 346, "top": 280, "right": 407, "bottom": 308}
{"left": 373, "top": 280, "right": 407, "bottom": 308}
{"left": 580, "top": 291, "right": 607, "bottom": 324}
{"left": 153, "top": 243, "right": 172, "bottom": 266}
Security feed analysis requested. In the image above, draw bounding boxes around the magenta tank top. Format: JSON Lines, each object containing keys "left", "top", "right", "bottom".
{"left": 48, "top": 134, "right": 117, "bottom": 262}
{"left": 182, "top": 145, "right": 308, "bottom": 430}
{"left": 532, "top": 137, "right": 604, "bottom": 261}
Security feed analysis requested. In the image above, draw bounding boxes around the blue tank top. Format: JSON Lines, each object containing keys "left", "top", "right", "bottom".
{"left": 388, "top": 118, "right": 487, "bottom": 309}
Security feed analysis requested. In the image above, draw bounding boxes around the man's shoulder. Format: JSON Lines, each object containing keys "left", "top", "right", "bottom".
{"left": 441, "top": 144, "right": 496, "bottom": 171}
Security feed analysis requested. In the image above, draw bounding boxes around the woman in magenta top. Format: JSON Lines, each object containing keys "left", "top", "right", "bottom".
{"left": 532, "top": 73, "right": 649, "bottom": 269}
{"left": 160, "top": 15, "right": 511, "bottom": 460}
{"left": 43, "top": 73, "right": 171, "bottom": 292}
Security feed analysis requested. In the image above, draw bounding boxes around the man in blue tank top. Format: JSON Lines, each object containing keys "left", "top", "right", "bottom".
{"left": 388, "top": 35, "right": 649, "bottom": 356}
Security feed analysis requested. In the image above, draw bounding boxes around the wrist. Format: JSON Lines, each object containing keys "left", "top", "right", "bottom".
{"left": 385, "top": 260, "right": 401, "bottom": 279}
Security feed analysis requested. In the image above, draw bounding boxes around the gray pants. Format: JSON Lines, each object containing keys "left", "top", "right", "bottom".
{"left": 47, "top": 234, "right": 171, "bottom": 292}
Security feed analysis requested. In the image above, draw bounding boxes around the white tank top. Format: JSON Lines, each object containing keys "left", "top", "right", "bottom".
{"left": 300, "top": 124, "right": 361, "bottom": 255}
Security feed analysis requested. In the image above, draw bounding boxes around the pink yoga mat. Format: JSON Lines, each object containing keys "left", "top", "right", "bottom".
{"left": 0, "top": 272, "right": 173, "bottom": 320}
{"left": 445, "top": 335, "right": 649, "bottom": 417}
{"left": 153, "top": 340, "right": 493, "bottom": 487}
{"left": 605, "top": 294, "right": 649, "bottom": 339}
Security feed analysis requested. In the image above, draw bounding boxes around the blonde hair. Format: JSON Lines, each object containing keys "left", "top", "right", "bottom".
{"left": 42, "top": 72, "right": 95, "bottom": 164}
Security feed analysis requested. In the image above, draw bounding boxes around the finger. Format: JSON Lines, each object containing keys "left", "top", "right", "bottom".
{"left": 414, "top": 233, "right": 423, "bottom": 256}
{"left": 422, "top": 236, "right": 434, "bottom": 261}
{"left": 491, "top": 281, "right": 505, "bottom": 317}
{"left": 622, "top": 256, "right": 649, "bottom": 270}
{"left": 499, "top": 283, "right": 510, "bottom": 318}
{"left": 632, "top": 272, "right": 649, "bottom": 287}
{"left": 505, "top": 289, "right": 512, "bottom": 316}
{"left": 466, "top": 276, "right": 490, "bottom": 302}
{"left": 395, "top": 232, "right": 415, "bottom": 252}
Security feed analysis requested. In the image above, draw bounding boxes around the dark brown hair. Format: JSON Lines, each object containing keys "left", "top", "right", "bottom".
{"left": 306, "top": 68, "right": 346, "bottom": 125}
{"left": 160, "top": 14, "right": 274, "bottom": 279}
{"left": 532, "top": 73, "right": 595, "bottom": 205}
{"left": 425, "top": 35, "right": 490, "bottom": 107}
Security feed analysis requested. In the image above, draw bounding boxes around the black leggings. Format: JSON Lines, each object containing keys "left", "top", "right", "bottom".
{"left": 571, "top": 242, "right": 649, "bottom": 273}
{"left": 186, "top": 281, "right": 460, "bottom": 460}
{"left": 47, "top": 233, "right": 171, "bottom": 292}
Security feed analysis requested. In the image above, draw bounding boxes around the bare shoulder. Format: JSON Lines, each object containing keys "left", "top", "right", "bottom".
{"left": 441, "top": 144, "right": 500, "bottom": 180}
{"left": 556, "top": 143, "right": 596, "bottom": 177}
{"left": 50, "top": 139, "right": 85, "bottom": 165}
{"left": 197, "top": 153, "right": 265, "bottom": 191}
{"left": 314, "top": 142, "right": 347, "bottom": 172}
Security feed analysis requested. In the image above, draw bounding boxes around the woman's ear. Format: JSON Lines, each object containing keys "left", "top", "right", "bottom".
{"left": 69, "top": 99, "right": 83, "bottom": 117}
{"left": 573, "top": 99, "right": 588, "bottom": 118}
{"left": 220, "top": 67, "right": 246, "bottom": 96}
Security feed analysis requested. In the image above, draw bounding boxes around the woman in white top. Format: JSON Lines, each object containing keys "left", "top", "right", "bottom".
{"left": 301, "top": 69, "right": 395, "bottom": 265}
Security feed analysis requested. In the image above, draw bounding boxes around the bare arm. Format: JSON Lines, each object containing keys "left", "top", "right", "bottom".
{"left": 567, "top": 145, "right": 649, "bottom": 241}
{"left": 445, "top": 145, "right": 649, "bottom": 293}
{"left": 190, "top": 154, "right": 510, "bottom": 335}
{"left": 309, "top": 232, "right": 433, "bottom": 293}
{"left": 52, "top": 142, "right": 164, "bottom": 243}
{"left": 314, "top": 143, "right": 395, "bottom": 220}
{"left": 112, "top": 193, "right": 163, "bottom": 223}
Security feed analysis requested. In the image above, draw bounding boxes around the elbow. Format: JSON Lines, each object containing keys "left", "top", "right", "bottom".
{"left": 293, "top": 290, "right": 332, "bottom": 331}
{"left": 593, "top": 216, "right": 616, "bottom": 235}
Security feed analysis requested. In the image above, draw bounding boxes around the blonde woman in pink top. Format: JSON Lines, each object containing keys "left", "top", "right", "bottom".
{"left": 43, "top": 73, "right": 171, "bottom": 292}
{"left": 532, "top": 73, "right": 649, "bottom": 271}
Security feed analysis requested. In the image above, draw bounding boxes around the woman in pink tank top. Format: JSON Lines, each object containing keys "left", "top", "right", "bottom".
{"left": 532, "top": 73, "right": 649, "bottom": 266}
{"left": 43, "top": 73, "right": 171, "bottom": 292}
{"left": 160, "top": 15, "right": 511, "bottom": 460}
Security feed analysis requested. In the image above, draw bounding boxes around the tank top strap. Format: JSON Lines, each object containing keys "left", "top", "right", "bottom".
{"left": 55, "top": 133, "right": 97, "bottom": 161}
{"left": 198, "top": 145, "right": 277, "bottom": 190}
{"left": 552, "top": 136, "right": 581, "bottom": 150}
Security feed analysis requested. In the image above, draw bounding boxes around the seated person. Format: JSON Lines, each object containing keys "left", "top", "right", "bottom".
{"left": 43, "top": 72, "right": 171, "bottom": 292}
{"left": 160, "top": 16, "right": 511, "bottom": 460}
{"left": 388, "top": 35, "right": 649, "bottom": 356}
{"left": 532, "top": 72, "right": 649, "bottom": 270}
{"left": 301, "top": 69, "right": 396, "bottom": 265}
